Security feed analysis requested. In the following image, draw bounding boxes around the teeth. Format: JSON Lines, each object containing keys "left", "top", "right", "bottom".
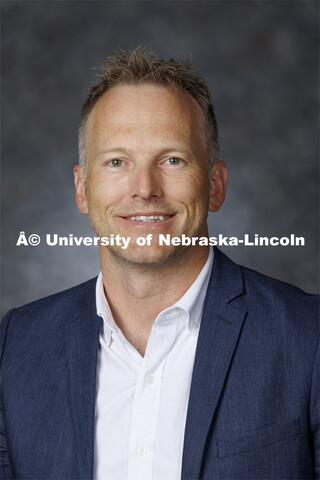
{"left": 127, "top": 215, "right": 171, "bottom": 222}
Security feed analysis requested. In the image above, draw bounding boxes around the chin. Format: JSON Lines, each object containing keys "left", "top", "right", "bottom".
{"left": 105, "top": 244, "right": 187, "bottom": 267}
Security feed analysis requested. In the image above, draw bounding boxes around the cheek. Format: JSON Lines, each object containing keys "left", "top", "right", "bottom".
{"left": 86, "top": 173, "right": 126, "bottom": 207}
{"left": 172, "top": 171, "right": 209, "bottom": 207}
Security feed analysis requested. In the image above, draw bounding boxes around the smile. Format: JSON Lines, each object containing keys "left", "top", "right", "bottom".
{"left": 125, "top": 215, "right": 173, "bottom": 222}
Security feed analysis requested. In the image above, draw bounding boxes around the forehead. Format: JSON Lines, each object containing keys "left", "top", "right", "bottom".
{"left": 85, "top": 83, "right": 206, "bottom": 140}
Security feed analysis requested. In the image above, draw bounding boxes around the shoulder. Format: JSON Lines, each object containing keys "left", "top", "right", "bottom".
{"left": 240, "top": 263, "right": 318, "bottom": 310}
{"left": 1, "top": 278, "right": 97, "bottom": 357}
{"left": 211, "top": 248, "right": 319, "bottom": 345}
{"left": 239, "top": 263, "right": 319, "bottom": 319}
{"left": 236, "top": 264, "right": 319, "bottom": 363}
{"left": 213, "top": 247, "right": 318, "bottom": 314}
{"left": 3, "top": 277, "right": 97, "bottom": 319}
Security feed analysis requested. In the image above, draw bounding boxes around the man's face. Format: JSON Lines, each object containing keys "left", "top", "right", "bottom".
{"left": 74, "top": 83, "right": 226, "bottom": 266}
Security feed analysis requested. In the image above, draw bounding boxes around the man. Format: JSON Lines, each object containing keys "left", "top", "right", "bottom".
{"left": 1, "top": 47, "right": 319, "bottom": 479}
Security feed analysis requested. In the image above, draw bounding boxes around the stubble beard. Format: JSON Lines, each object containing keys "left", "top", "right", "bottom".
{"left": 90, "top": 215, "right": 209, "bottom": 272}
{"left": 103, "top": 238, "right": 196, "bottom": 270}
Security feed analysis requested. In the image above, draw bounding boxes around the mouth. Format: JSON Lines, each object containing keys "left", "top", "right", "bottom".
{"left": 124, "top": 214, "right": 173, "bottom": 223}
{"left": 118, "top": 212, "right": 176, "bottom": 227}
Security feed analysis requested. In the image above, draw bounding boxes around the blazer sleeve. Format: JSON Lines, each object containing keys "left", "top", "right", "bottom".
{"left": 310, "top": 336, "right": 320, "bottom": 478}
{"left": 0, "top": 398, "right": 12, "bottom": 479}
{"left": 0, "top": 310, "right": 14, "bottom": 479}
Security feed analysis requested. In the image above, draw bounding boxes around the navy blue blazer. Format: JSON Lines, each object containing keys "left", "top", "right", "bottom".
{"left": 1, "top": 248, "right": 319, "bottom": 479}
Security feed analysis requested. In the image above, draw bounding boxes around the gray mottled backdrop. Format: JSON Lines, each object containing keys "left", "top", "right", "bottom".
{"left": 1, "top": 0, "right": 319, "bottom": 317}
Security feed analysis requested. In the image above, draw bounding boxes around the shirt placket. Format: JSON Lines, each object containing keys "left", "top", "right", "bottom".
{"left": 126, "top": 312, "right": 179, "bottom": 480}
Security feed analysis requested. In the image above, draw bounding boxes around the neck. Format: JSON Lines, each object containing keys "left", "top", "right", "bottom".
{"left": 99, "top": 244, "right": 210, "bottom": 355}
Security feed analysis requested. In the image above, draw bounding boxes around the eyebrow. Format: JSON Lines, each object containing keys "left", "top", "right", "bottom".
{"left": 95, "top": 146, "right": 194, "bottom": 158}
{"left": 95, "top": 148, "right": 130, "bottom": 157}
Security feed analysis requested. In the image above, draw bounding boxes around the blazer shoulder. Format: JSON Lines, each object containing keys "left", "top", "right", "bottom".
{"left": 4, "top": 277, "right": 97, "bottom": 316}
{"left": 241, "top": 264, "right": 318, "bottom": 304}
{"left": 238, "top": 264, "right": 319, "bottom": 337}
{"left": 1, "top": 277, "right": 98, "bottom": 353}
{"left": 213, "top": 248, "right": 318, "bottom": 315}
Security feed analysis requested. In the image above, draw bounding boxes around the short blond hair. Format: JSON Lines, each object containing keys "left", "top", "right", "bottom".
{"left": 79, "top": 46, "right": 219, "bottom": 173}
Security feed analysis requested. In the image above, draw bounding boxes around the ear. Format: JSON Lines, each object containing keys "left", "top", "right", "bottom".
{"left": 209, "top": 161, "right": 228, "bottom": 212}
{"left": 73, "top": 165, "right": 88, "bottom": 214}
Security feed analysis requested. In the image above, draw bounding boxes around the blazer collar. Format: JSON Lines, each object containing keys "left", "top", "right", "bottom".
{"left": 182, "top": 247, "right": 247, "bottom": 479}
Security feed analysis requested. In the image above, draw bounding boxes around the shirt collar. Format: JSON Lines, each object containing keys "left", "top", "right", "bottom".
{"left": 156, "top": 247, "right": 213, "bottom": 331}
{"left": 96, "top": 247, "right": 214, "bottom": 342}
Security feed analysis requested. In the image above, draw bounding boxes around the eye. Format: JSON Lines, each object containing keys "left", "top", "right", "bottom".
{"left": 163, "top": 157, "right": 184, "bottom": 166}
{"left": 107, "top": 159, "right": 123, "bottom": 167}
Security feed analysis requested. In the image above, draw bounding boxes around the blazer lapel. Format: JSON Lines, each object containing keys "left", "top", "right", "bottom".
{"left": 182, "top": 248, "right": 247, "bottom": 480}
{"left": 66, "top": 279, "right": 101, "bottom": 479}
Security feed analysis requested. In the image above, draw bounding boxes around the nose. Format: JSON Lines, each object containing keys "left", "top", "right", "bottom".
{"left": 130, "top": 164, "right": 163, "bottom": 200}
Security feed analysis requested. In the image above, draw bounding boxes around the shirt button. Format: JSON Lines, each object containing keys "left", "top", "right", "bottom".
{"left": 191, "top": 321, "right": 198, "bottom": 329}
{"left": 136, "top": 445, "right": 147, "bottom": 455}
{"left": 145, "top": 374, "right": 154, "bottom": 385}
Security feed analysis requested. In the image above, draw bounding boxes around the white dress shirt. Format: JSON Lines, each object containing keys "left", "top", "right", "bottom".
{"left": 94, "top": 248, "right": 214, "bottom": 480}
